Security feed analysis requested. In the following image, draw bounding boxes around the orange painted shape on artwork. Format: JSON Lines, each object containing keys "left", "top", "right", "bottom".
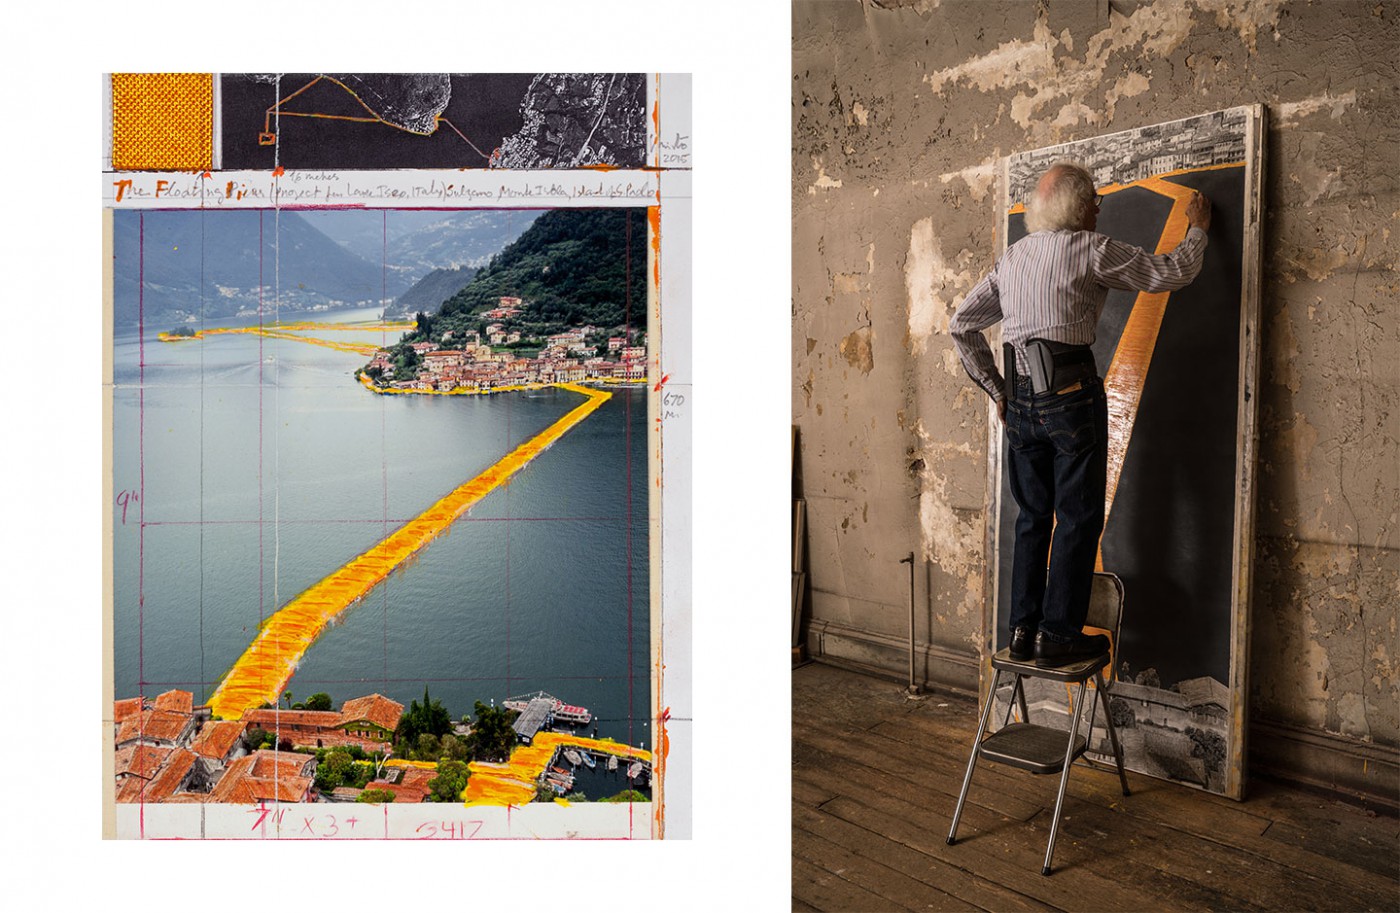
{"left": 1094, "top": 175, "right": 1200, "bottom": 572}
{"left": 111, "top": 73, "right": 214, "bottom": 171}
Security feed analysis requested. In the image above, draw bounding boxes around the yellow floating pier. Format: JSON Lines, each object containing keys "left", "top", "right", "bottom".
{"left": 158, "top": 321, "right": 412, "bottom": 356}
{"left": 206, "top": 381, "right": 611, "bottom": 719}
{"left": 385, "top": 733, "right": 652, "bottom": 806}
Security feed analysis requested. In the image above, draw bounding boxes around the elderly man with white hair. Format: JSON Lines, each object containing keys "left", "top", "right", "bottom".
{"left": 950, "top": 161, "right": 1211, "bottom": 668}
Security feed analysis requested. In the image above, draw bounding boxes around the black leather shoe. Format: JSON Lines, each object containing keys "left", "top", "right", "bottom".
{"left": 1008, "top": 626, "right": 1035, "bottom": 661}
{"left": 1033, "top": 631, "right": 1110, "bottom": 668}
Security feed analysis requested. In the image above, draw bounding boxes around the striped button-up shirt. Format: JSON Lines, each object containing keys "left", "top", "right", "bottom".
{"left": 950, "top": 227, "right": 1208, "bottom": 402}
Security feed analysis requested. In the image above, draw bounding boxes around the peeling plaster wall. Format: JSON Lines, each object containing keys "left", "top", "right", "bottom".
{"left": 793, "top": 0, "right": 1399, "bottom": 756}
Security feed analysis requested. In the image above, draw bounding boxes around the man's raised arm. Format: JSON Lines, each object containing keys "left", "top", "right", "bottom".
{"left": 1093, "top": 190, "right": 1213, "bottom": 293}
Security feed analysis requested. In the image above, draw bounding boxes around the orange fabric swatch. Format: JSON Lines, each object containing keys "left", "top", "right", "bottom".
{"left": 111, "top": 73, "right": 213, "bottom": 170}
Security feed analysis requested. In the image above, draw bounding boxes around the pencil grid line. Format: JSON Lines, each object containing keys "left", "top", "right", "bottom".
{"left": 382, "top": 209, "right": 390, "bottom": 697}
{"left": 625, "top": 203, "right": 636, "bottom": 840}
{"left": 506, "top": 363, "right": 514, "bottom": 701}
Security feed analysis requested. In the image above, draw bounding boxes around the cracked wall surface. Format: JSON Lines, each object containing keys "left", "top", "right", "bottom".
{"left": 793, "top": 0, "right": 1398, "bottom": 750}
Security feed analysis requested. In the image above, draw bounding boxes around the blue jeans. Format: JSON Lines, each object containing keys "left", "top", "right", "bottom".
{"left": 1005, "top": 374, "right": 1108, "bottom": 642}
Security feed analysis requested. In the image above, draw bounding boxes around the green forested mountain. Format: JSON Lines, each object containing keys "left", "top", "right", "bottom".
{"left": 434, "top": 208, "right": 649, "bottom": 330}
{"left": 391, "top": 265, "right": 478, "bottom": 316}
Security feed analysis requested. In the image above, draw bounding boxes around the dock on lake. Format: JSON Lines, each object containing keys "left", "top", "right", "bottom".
{"left": 393, "top": 733, "right": 652, "bottom": 806}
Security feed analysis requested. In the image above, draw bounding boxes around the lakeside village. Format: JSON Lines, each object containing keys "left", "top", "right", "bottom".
{"left": 362, "top": 297, "right": 646, "bottom": 393}
{"left": 113, "top": 688, "right": 652, "bottom": 806}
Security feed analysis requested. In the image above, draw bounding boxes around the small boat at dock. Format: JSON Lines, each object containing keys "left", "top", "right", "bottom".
{"left": 504, "top": 691, "right": 592, "bottom": 726}
{"left": 563, "top": 749, "right": 583, "bottom": 767}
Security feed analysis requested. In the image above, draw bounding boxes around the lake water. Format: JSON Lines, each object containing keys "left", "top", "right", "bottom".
{"left": 111, "top": 308, "right": 653, "bottom": 752}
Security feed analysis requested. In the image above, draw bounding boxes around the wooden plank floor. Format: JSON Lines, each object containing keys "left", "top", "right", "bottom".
{"left": 793, "top": 662, "right": 1399, "bottom": 913}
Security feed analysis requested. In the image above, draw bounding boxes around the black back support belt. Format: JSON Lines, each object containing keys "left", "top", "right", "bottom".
{"left": 1005, "top": 339, "right": 1097, "bottom": 397}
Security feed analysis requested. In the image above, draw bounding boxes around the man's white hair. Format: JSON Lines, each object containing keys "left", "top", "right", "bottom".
{"left": 1025, "top": 161, "right": 1096, "bottom": 232}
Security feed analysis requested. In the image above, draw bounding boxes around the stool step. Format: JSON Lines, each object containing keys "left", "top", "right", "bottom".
{"left": 979, "top": 723, "right": 1086, "bottom": 774}
{"left": 991, "top": 648, "right": 1108, "bottom": 681}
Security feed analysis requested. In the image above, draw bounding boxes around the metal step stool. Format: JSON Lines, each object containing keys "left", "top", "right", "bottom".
{"left": 947, "top": 572, "right": 1131, "bottom": 875}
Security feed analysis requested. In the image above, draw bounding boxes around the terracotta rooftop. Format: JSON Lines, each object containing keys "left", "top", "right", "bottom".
{"left": 209, "top": 750, "right": 315, "bottom": 804}
{"left": 191, "top": 720, "right": 245, "bottom": 761}
{"left": 365, "top": 778, "right": 427, "bottom": 803}
{"left": 153, "top": 690, "right": 194, "bottom": 715}
{"left": 247, "top": 749, "right": 314, "bottom": 780}
{"left": 114, "top": 697, "right": 144, "bottom": 723}
{"left": 337, "top": 694, "right": 404, "bottom": 732}
{"left": 241, "top": 708, "right": 341, "bottom": 729}
{"left": 116, "top": 709, "right": 192, "bottom": 745}
{"left": 208, "top": 758, "right": 256, "bottom": 804}
{"left": 398, "top": 767, "right": 437, "bottom": 789}
{"left": 210, "top": 774, "right": 312, "bottom": 804}
{"left": 142, "top": 749, "right": 197, "bottom": 803}
{"left": 115, "top": 744, "right": 172, "bottom": 780}
{"left": 244, "top": 776, "right": 313, "bottom": 803}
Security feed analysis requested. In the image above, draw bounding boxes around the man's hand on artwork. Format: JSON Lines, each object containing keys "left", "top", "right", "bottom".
{"left": 1187, "top": 191, "right": 1212, "bottom": 231}
{"left": 997, "top": 398, "right": 1006, "bottom": 425}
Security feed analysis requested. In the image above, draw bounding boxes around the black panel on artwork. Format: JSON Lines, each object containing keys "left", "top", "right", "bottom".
{"left": 997, "top": 187, "right": 1173, "bottom": 652}
{"left": 1104, "top": 167, "right": 1245, "bottom": 686}
{"left": 995, "top": 172, "right": 1244, "bottom": 688}
{"left": 222, "top": 74, "right": 536, "bottom": 170}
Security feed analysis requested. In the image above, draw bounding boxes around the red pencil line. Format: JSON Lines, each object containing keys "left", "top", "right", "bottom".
{"left": 382, "top": 210, "right": 390, "bottom": 693}
{"left": 258, "top": 211, "right": 265, "bottom": 628}
{"left": 138, "top": 210, "right": 147, "bottom": 838}
{"left": 624, "top": 209, "right": 634, "bottom": 749}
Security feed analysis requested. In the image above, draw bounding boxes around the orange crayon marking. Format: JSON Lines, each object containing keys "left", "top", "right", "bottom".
{"left": 262, "top": 75, "right": 490, "bottom": 162}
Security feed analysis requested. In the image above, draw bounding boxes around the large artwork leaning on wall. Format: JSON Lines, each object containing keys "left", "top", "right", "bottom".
{"left": 976, "top": 107, "right": 1264, "bottom": 799}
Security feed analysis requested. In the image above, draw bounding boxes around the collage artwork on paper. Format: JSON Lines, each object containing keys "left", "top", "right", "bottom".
{"left": 103, "top": 73, "right": 691, "bottom": 839}
{"left": 987, "top": 106, "right": 1264, "bottom": 799}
